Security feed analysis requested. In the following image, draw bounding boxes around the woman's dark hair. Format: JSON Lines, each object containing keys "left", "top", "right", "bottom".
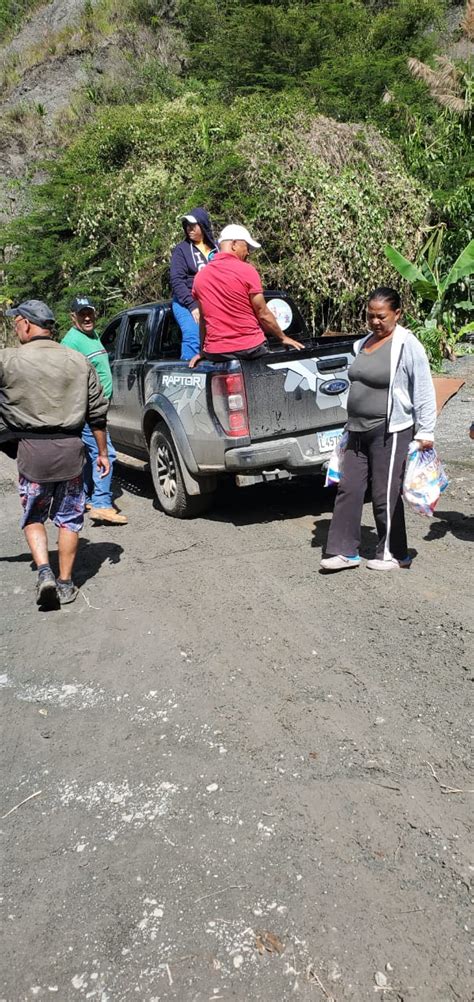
{"left": 367, "top": 287, "right": 401, "bottom": 311}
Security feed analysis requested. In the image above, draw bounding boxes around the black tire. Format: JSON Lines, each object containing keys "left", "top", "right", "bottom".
{"left": 149, "top": 426, "right": 212, "bottom": 518}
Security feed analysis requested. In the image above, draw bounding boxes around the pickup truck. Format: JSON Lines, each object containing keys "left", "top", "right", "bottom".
{"left": 101, "top": 292, "right": 357, "bottom": 517}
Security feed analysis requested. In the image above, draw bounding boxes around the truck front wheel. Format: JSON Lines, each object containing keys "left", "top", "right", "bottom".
{"left": 149, "top": 427, "right": 211, "bottom": 518}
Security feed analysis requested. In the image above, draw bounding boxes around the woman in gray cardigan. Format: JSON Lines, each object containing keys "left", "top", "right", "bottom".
{"left": 321, "top": 287, "right": 436, "bottom": 572}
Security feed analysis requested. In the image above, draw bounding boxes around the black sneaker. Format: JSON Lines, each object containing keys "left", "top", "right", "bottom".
{"left": 56, "top": 580, "right": 79, "bottom": 605}
{"left": 36, "top": 569, "right": 60, "bottom": 610}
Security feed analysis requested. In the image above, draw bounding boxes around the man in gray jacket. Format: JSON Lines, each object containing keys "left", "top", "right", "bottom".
{"left": 1, "top": 299, "right": 110, "bottom": 608}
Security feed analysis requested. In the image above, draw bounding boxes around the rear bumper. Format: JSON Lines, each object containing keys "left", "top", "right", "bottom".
{"left": 224, "top": 431, "right": 340, "bottom": 472}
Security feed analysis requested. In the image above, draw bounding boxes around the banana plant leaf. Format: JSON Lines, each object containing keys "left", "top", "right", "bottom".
{"left": 385, "top": 244, "right": 430, "bottom": 284}
{"left": 441, "top": 239, "right": 474, "bottom": 294}
{"left": 413, "top": 282, "right": 440, "bottom": 301}
{"left": 384, "top": 244, "right": 438, "bottom": 300}
{"left": 458, "top": 321, "right": 474, "bottom": 336}
{"left": 419, "top": 258, "right": 438, "bottom": 286}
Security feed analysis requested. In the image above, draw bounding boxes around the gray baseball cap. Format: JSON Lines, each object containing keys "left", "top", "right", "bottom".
{"left": 5, "top": 299, "right": 55, "bottom": 327}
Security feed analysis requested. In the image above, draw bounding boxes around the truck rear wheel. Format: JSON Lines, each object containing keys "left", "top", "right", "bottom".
{"left": 149, "top": 427, "right": 211, "bottom": 518}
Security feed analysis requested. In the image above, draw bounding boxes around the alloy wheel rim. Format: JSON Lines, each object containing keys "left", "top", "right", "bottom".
{"left": 156, "top": 443, "right": 177, "bottom": 499}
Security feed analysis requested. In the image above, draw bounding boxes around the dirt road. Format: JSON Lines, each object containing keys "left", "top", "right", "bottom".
{"left": 1, "top": 360, "right": 473, "bottom": 1002}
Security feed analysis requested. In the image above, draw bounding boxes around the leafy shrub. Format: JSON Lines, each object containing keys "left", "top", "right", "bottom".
{"left": 2, "top": 93, "right": 430, "bottom": 333}
{"left": 177, "top": 0, "right": 444, "bottom": 117}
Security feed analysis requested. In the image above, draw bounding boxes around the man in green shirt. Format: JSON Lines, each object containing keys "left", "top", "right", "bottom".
{"left": 62, "top": 296, "right": 127, "bottom": 525}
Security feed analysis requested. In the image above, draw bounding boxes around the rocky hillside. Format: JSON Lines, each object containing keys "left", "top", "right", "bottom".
{"left": 0, "top": 0, "right": 182, "bottom": 221}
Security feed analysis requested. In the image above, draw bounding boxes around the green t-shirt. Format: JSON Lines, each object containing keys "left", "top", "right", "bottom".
{"left": 62, "top": 326, "right": 113, "bottom": 399}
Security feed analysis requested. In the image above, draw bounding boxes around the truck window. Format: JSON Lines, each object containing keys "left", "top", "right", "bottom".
{"left": 159, "top": 312, "right": 182, "bottom": 359}
{"left": 101, "top": 316, "right": 123, "bottom": 362}
{"left": 122, "top": 314, "right": 149, "bottom": 359}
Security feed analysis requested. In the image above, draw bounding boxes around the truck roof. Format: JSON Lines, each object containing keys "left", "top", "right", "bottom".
{"left": 105, "top": 290, "right": 302, "bottom": 322}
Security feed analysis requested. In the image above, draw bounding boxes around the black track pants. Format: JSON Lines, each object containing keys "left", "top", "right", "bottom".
{"left": 325, "top": 423, "right": 413, "bottom": 560}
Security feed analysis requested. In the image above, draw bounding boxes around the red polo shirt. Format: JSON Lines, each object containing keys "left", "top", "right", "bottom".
{"left": 192, "top": 252, "right": 265, "bottom": 353}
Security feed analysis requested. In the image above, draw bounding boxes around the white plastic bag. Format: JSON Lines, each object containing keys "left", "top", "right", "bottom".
{"left": 324, "top": 430, "right": 348, "bottom": 487}
{"left": 403, "top": 442, "right": 449, "bottom": 516}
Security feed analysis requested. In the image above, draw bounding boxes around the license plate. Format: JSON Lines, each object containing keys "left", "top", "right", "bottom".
{"left": 317, "top": 428, "right": 343, "bottom": 453}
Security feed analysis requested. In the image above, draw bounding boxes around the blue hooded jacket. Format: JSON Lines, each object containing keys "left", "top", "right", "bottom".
{"left": 170, "top": 207, "right": 217, "bottom": 311}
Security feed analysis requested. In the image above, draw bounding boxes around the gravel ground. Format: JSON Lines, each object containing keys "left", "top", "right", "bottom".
{"left": 1, "top": 359, "right": 473, "bottom": 1002}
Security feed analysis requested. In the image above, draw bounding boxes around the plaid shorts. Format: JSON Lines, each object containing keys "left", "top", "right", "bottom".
{"left": 18, "top": 475, "right": 85, "bottom": 533}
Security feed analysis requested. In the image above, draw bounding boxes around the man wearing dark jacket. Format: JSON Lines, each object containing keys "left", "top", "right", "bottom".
{"left": 170, "top": 207, "right": 217, "bottom": 360}
{"left": 1, "top": 299, "right": 110, "bottom": 609}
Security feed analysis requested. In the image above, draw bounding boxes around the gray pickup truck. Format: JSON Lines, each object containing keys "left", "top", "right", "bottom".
{"left": 101, "top": 292, "right": 356, "bottom": 517}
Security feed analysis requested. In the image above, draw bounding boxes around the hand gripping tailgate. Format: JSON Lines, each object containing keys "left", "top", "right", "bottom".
{"left": 240, "top": 341, "right": 355, "bottom": 441}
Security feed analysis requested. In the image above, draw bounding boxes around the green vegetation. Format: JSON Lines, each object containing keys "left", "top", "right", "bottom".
{"left": 385, "top": 235, "right": 474, "bottom": 367}
{"left": 1, "top": 0, "right": 472, "bottom": 354}
{"left": 2, "top": 95, "right": 430, "bottom": 332}
{"left": 178, "top": 0, "right": 444, "bottom": 118}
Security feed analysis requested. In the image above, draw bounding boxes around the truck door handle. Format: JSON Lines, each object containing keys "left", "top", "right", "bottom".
{"left": 317, "top": 357, "right": 347, "bottom": 372}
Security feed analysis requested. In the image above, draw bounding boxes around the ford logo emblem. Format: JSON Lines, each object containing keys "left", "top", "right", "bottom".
{"left": 320, "top": 378, "right": 349, "bottom": 395}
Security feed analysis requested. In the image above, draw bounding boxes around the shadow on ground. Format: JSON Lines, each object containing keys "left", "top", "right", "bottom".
{"left": 311, "top": 517, "right": 380, "bottom": 558}
{"left": 113, "top": 461, "right": 155, "bottom": 504}
{"left": 114, "top": 459, "right": 338, "bottom": 527}
{"left": 208, "top": 476, "right": 336, "bottom": 526}
{"left": 424, "top": 509, "right": 474, "bottom": 542}
{"left": 72, "top": 539, "right": 124, "bottom": 586}
{"left": 0, "top": 539, "right": 123, "bottom": 588}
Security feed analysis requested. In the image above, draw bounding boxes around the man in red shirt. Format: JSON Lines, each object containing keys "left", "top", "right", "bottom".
{"left": 189, "top": 224, "right": 303, "bottom": 367}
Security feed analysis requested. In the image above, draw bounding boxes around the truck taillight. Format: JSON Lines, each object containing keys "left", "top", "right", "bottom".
{"left": 211, "top": 372, "right": 249, "bottom": 438}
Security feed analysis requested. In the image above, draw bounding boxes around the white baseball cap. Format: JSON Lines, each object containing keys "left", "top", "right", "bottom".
{"left": 218, "top": 224, "right": 261, "bottom": 249}
{"left": 182, "top": 214, "right": 198, "bottom": 224}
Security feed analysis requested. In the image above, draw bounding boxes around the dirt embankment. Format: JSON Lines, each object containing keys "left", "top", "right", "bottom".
{"left": 0, "top": 0, "right": 88, "bottom": 220}
{"left": 0, "top": 0, "right": 181, "bottom": 224}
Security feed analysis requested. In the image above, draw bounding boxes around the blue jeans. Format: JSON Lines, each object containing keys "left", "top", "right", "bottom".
{"left": 172, "top": 300, "right": 200, "bottom": 360}
{"left": 82, "top": 424, "right": 117, "bottom": 508}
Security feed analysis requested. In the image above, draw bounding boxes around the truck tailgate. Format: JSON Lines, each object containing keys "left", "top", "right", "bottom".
{"left": 241, "top": 338, "right": 356, "bottom": 440}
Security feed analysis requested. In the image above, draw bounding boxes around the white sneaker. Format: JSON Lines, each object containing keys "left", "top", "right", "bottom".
{"left": 320, "top": 554, "right": 361, "bottom": 572}
{"left": 366, "top": 556, "right": 412, "bottom": 571}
